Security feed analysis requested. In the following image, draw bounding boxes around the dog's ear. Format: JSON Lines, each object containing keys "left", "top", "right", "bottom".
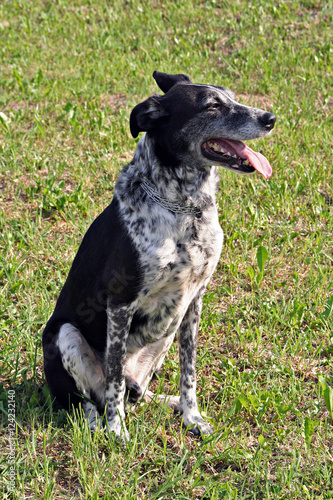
{"left": 130, "top": 95, "right": 169, "bottom": 138}
{"left": 153, "top": 71, "right": 192, "bottom": 93}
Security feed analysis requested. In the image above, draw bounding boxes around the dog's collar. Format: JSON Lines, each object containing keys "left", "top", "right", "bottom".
{"left": 140, "top": 176, "right": 202, "bottom": 219}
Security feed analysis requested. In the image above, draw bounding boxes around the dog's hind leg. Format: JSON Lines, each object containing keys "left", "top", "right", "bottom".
{"left": 125, "top": 334, "right": 175, "bottom": 404}
{"left": 57, "top": 323, "right": 106, "bottom": 431}
{"left": 143, "top": 390, "right": 180, "bottom": 410}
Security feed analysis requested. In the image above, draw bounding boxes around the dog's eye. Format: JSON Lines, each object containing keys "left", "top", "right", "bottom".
{"left": 207, "top": 103, "right": 220, "bottom": 110}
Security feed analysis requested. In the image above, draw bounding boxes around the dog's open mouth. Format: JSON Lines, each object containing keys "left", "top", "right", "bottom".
{"left": 201, "top": 138, "right": 272, "bottom": 179}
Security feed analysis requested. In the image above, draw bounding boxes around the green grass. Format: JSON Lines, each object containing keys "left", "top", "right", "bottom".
{"left": 1, "top": 0, "right": 333, "bottom": 497}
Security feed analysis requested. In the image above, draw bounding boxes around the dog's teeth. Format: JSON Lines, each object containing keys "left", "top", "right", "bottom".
{"left": 243, "top": 159, "right": 250, "bottom": 166}
{"left": 208, "top": 141, "right": 240, "bottom": 158}
{"left": 209, "top": 141, "right": 221, "bottom": 152}
{"left": 232, "top": 164, "right": 239, "bottom": 168}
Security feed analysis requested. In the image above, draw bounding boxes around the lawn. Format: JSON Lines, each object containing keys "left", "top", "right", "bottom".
{"left": 0, "top": 0, "right": 333, "bottom": 498}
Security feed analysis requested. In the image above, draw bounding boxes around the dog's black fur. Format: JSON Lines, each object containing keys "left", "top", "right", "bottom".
{"left": 43, "top": 71, "right": 275, "bottom": 441}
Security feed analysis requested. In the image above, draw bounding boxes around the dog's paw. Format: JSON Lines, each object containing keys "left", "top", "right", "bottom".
{"left": 89, "top": 416, "right": 104, "bottom": 432}
{"left": 106, "top": 416, "right": 130, "bottom": 444}
{"left": 125, "top": 380, "right": 143, "bottom": 404}
{"left": 83, "top": 403, "right": 103, "bottom": 432}
{"left": 144, "top": 391, "right": 181, "bottom": 412}
{"left": 182, "top": 412, "right": 214, "bottom": 437}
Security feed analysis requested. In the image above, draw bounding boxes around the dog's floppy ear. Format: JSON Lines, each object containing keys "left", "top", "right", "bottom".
{"left": 153, "top": 71, "right": 192, "bottom": 94}
{"left": 130, "top": 95, "right": 169, "bottom": 138}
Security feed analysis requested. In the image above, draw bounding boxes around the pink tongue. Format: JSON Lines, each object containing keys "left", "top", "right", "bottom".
{"left": 224, "top": 139, "right": 272, "bottom": 179}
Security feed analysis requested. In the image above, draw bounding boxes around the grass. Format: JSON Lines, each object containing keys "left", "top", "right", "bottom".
{"left": 0, "top": 0, "right": 333, "bottom": 497}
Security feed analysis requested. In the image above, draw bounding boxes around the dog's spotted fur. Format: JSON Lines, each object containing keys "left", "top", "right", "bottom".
{"left": 42, "top": 71, "right": 275, "bottom": 441}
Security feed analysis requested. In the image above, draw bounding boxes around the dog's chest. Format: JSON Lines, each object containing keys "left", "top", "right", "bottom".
{"left": 128, "top": 210, "right": 223, "bottom": 344}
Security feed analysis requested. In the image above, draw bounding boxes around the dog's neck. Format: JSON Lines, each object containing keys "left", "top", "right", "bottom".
{"left": 139, "top": 175, "right": 203, "bottom": 218}
{"left": 130, "top": 134, "right": 219, "bottom": 204}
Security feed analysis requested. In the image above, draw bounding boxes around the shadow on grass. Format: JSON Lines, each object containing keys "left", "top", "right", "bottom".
{"left": 0, "top": 378, "right": 68, "bottom": 431}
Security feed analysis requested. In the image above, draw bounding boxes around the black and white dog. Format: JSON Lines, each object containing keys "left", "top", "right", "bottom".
{"left": 42, "top": 71, "right": 275, "bottom": 441}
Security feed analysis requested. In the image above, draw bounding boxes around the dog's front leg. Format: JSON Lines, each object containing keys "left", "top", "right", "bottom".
{"left": 178, "top": 287, "right": 213, "bottom": 437}
{"left": 105, "top": 301, "right": 133, "bottom": 442}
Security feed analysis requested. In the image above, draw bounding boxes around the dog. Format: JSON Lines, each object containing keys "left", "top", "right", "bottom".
{"left": 42, "top": 71, "right": 275, "bottom": 441}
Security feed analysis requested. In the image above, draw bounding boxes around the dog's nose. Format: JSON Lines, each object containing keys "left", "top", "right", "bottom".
{"left": 260, "top": 112, "right": 276, "bottom": 130}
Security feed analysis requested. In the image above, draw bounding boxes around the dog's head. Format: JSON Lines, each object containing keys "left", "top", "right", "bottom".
{"left": 130, "top": 71, "right": 276, "bottom": 179}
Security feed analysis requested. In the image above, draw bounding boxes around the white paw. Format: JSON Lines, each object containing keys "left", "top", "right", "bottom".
{"left": 106, "top": 415, "right": 130, "bottom": 443}
{"left": 89, "top": 416, "right": 103, "bottom": 432}
{"left": 83, "top": 404, "right": 102, "bottom": 432}
{"left": 144, "top": 391, "right": 181, "bottom": 411}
